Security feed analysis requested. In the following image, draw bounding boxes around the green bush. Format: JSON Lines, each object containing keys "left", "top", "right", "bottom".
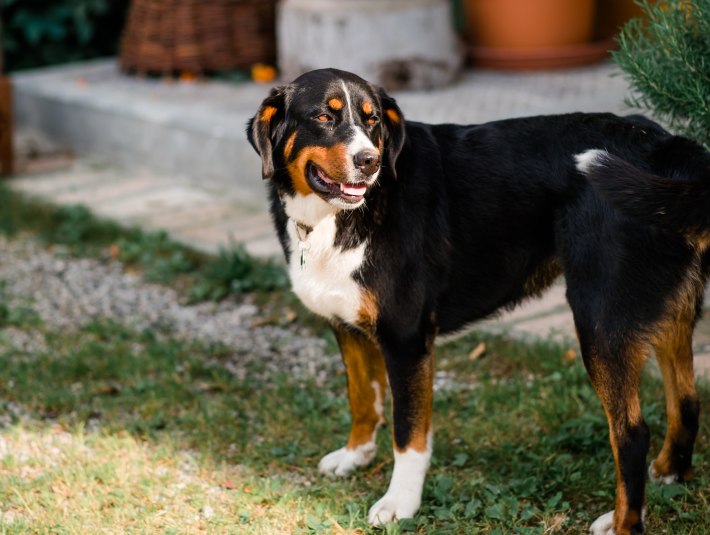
{"left": 1, "top": 0, "right": 129, "bottom": 72}
{"left": 613, "top": 0, "right": 710, "bottom": 147}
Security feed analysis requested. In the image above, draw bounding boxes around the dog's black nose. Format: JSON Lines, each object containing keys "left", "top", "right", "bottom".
{"left": 354, "top": 150, "right": 380, "bottom": 176}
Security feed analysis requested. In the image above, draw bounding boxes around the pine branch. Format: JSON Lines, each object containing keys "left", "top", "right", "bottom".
{"left": 612, "top": 0, "right": 710, "bottom": 147}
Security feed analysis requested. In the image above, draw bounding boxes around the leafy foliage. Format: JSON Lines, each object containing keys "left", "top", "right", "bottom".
{"left": 613, "top": 0, "right": 710, "bottom": 147}
{"left": 1, "top": 0, "right": 129, "bottom": 72}
{"left": 191, "top": 242, "right": 290, "bottom": 301}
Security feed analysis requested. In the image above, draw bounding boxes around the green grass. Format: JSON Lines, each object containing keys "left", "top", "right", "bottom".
{"left": 0, "top": 305, "right": 708, "bottom": 533}
{"left": 1, "top": 185, "right": 709, "bottom": 532}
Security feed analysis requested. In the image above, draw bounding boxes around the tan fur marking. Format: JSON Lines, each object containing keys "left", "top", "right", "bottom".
{"left": 605, "top": 421, "right": 642, "bottom": 535}
{"left": 615, "top": 496, "right": 641, "bottom": 535}
{"left": 357, "top": 289, "right": 379, "bottom": 331}
{"left": 394, "top": 339, "right": 435, "bottom": 454}
{"left": 386, "top": 108, "right": 400, "bottom": 124}
{"left": 362, "top": 101, "right": 373, "bottom": 115}
{"left": 650, "top": 289, "right": 699, "bottom": 481}
{"left": 335, "top": 328, "right": 387, "bottom": 450}
{"left": 284, "top": 132, "right": 297, "bottom": 160}
{"left": 589, "top": 342, "right": 647, "bottom": 535}
{"left": 686, "top": 231, "right": 710, "bottom": 252}
{"left": 260, "top": 105, "right": 277, "bottom": 123}
{"left": 328, "top": 98, "right": 343, "bottom": 111}
{"left": 590, "top": 345, "right": 646, "bottom": 429}
{"left": 287, "top": 143, "right": 349, "bottom": 196}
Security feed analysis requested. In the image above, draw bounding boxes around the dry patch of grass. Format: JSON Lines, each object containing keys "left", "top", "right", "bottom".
{"left": 0, "top": 426, "right": 354, "bottom": 534}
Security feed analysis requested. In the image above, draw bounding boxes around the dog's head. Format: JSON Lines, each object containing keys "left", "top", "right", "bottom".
{"left": 247, "top": 69, "right": 405, "bottom": 210}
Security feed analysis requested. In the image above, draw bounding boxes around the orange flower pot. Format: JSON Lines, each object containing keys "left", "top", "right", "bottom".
{"left": 465, "top": 0, "right": 596, "bottom": 49}
{"left": 463, "top": 0, "right": 610, "bottom": 69}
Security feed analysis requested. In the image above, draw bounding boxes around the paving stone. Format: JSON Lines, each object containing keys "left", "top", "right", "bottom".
{"left": 133, "top": 202, "right": 248, "bottom": 232}
{"left": 93, "top": 186, "right": 216, "bottom": 220}
{"left": 10, "top": 163, "right": 117, "bottom": 196}
{"left": 51, "top": 175, "right": 166, "bottom": 206}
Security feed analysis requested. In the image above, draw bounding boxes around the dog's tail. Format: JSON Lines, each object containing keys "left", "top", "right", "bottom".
{"left": 575, "top": 143, "right": 710, "bottom": 236}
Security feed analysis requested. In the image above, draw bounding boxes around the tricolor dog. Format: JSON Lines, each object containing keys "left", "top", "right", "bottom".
{"left": 247, "top": 68, "right": 709, "bottom": 534}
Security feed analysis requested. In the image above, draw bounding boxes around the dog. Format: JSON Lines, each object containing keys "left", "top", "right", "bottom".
{"left": 247, "top": 68, "right": 709, "bottom": 534}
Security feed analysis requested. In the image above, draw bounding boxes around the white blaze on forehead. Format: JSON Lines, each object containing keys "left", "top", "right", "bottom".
{"left": 340, "top": 81, "right": 378, "bottom": 160}
{"left": 340, "top": 80, "right": 355, "bottom": 123}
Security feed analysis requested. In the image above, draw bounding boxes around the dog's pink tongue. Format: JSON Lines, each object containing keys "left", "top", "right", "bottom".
{"left": 340, "top": 183, "right": 367, "bottom": 196}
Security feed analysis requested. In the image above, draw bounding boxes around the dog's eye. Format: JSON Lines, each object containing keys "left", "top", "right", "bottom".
{"left": 367, "top": 115, "right": 380, "bottom": 126}
{"left": 316, "top": 114, "right": 332, "bottom": 123}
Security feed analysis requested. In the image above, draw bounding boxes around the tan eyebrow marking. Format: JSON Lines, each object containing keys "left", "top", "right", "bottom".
{"left": 328, "top": 98, "right": 343, "bottom": 111}
{"left": 362, "top": 102, "right": 373, "bottom": 115}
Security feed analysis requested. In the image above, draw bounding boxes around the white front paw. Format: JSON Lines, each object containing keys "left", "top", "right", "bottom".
{"left": 318, "top": 443, "right": 375, "bottom": 477}
{"left": 589, "top": 510, "right": 615, "bottom": 535}
{"left": 367, "top": 492, "right": 421, "bottom": 526}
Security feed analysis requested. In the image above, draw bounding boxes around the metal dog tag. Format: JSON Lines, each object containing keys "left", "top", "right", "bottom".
{"left": 298, "top": 239, "right": 310, "bottom": 269}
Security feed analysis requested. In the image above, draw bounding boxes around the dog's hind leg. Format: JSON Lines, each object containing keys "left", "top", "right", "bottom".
{"left": 649, "top": 307, "right": 701, "bottom": 484}
{"left": 318, "top": 326, "right": 388, "bottom": 477}
{"left": 573, "top": 318, "right": 650, "bottom": 535}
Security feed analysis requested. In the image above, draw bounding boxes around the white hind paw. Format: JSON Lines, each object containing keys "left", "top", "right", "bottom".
{"left": 589, "top": 510, "right": 615, "bottom": 535}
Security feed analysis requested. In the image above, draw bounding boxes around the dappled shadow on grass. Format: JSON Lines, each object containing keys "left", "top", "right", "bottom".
{"left": 1, "top": 313, "right": 709, "bottom": 533}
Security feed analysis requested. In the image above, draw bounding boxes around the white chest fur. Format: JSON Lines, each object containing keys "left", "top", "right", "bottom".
{"left": 285, "top": 198, "right": 367, "bottom": 325}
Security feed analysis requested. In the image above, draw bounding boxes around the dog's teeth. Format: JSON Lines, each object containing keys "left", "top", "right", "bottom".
{"left": 341, "top": 183, "right": 367, "bottom": 196}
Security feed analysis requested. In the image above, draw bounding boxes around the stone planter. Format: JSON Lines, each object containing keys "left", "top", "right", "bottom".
{"left": 277, "top": 0, "right": 462, "bottom": 90}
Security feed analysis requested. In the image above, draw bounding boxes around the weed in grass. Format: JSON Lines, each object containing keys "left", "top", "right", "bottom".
{"left": 114, "top": 230, "right": 197, "bottom": 284}
{"left": 40, "top": 204, "right": 121, "bottom": 251}
{"left": 190, "top": 241, "right": 289, "bottom": 301}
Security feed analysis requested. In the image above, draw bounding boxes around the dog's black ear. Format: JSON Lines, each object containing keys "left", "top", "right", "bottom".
{"left": 247, "top": 86, "right": 287, "bottom": 180}
{"left": 378, "top": 87, "right": 405, "bottom": 178}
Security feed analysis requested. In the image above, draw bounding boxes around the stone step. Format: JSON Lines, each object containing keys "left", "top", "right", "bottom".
{"left": 13, "top": 60, "right": 269, "bottom": 208}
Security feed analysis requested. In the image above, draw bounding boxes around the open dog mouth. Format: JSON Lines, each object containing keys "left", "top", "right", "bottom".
{"left": 306, "top": 162, "right": 368, "bottom": 203}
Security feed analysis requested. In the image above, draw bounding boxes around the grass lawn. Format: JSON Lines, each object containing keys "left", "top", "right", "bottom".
{"left": 0, "top": 186, "right": 709, "bottom": 533}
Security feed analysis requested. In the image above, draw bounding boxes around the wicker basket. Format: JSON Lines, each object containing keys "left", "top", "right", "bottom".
{"left": 119, "top": 0, "right": 276, "bottom": 75}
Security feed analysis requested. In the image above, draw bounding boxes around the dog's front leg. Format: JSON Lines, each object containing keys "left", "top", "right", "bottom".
{"left": 368, "top": 329, "right": 435, "bottom": 526}
{"left": 319, "top": 326, "right": 388, "bottom": 477}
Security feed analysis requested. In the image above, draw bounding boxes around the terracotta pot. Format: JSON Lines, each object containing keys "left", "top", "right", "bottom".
{"left": 465, "top": 0, "right": 596, "bottom": 49}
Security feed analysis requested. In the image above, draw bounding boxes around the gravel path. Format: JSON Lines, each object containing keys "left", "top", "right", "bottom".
{"left": 0, "top": 235, "right": 336, "bottom": 384}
